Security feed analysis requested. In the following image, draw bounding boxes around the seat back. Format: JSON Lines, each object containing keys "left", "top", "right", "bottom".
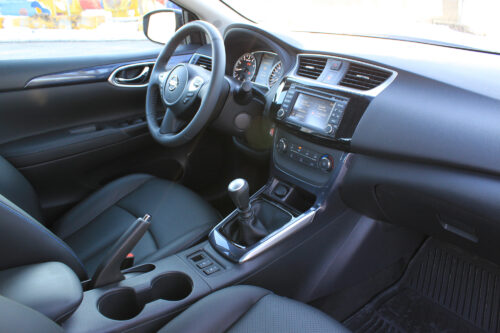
{"left": 0, "top": 155, "right": 42, "bottom": 221}
{"left": 0, "top": 156, "right": 87, "bottom": 279}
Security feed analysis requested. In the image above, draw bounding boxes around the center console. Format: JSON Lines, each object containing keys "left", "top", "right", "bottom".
{"left": 207, "top": 71, "right": 371, "bottom": 272}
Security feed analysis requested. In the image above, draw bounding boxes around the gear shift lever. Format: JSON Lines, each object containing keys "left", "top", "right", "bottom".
{"left": 228, "top": 178, "right": 252, "bottom": 217}
{"left": 227, "top": 178, "right": 267, "bottom": 246}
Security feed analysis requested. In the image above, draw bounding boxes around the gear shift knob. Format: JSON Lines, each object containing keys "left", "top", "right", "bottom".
{"left": 228, "top": 178, "right": 250, "bottom": 211}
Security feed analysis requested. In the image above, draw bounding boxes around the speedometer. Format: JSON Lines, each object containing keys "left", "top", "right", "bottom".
{"left": 268, "top": 61, "right": 283, "bottom": 87}
{"left": 233, "top": 53, "right": 257, "bottom": 81}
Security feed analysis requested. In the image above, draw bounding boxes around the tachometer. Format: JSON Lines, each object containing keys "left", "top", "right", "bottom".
{"left": 268, "top": 61, "right": 283, "bottom": 87}
{"left": 233, "top": 53, "right": 257, "bottom": 81}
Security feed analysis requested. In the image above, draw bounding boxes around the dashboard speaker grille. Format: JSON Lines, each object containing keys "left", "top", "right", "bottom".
{"left": 297, "top": 56, "right": 327, "bottom": 79}
{"left": 339, "top": 63, "right": 391, "bottom": 90}
{"left": 194, "top": 55, "right": 212, "bottom": 71}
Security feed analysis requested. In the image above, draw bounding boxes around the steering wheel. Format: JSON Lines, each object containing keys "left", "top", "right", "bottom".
{"left": 146, "top": 21, "right": 226, "bottom": 147}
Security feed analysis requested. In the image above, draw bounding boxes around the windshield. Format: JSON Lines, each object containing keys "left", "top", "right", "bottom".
{"left": 223, "top": 0, "right": 500, "bottom": 54}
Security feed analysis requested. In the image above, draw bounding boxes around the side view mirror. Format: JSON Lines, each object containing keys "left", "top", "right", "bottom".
{"left": 143, "top": 9, "right": 183, "bottom": 44}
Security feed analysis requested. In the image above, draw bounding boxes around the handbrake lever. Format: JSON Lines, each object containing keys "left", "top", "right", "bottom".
{"left": 90, "top": 214, "right": 151, "bottom": 289}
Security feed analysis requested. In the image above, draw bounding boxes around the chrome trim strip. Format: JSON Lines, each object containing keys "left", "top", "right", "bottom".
{"left": 292, "top": 53, "right": 398, "bottom": 97}
{"left": 208, "top": 186, "right": 318, "bottom": 263}
{"left": 239, "top": 208, "right": 316, "bottom": 262}
{"left": 108, "top": 62, "right": 155, "bottom": 88}
{"left": 25, "top": 66, "right": 113, "bottom": 88}
{"left": 25, "top": 59, "right": 158, "bottom": 89}
{"left": 26, "top": 73, "right": 100, "bottom": 87}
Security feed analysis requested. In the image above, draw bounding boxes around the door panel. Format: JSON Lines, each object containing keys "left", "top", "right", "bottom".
{"left": 0, "top": 45, "right": 199, "bottom": 221}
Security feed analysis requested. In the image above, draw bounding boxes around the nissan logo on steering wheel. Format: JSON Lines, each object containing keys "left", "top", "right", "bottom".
{"left": 168, "top": 75, "right": 179, "bottom": 91}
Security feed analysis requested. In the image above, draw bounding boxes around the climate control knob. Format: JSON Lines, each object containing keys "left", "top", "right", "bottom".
{"left": 318, "top": 155, "right": 333, "bottom": 172}
{"left": 277, "top": 138, "right": 288, "bottom": 153}
{"left": 276, "top": 108, "right": 285, "bottom": 119}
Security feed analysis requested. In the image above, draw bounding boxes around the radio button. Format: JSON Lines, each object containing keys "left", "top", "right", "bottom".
{"left": 277, "top": 109, "right": 285, "bottom": 119}
{"left": 325, "top": 125, "right": 334, "bottom": 134}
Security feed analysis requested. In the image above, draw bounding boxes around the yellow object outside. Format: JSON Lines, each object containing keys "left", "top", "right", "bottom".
{"left": 103, "top": 0, "right": 139, "bottom": 18}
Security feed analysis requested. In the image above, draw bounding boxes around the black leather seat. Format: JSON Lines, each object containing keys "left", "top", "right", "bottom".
{"left": 0, "top": 156, "right": 220, "bottom": 279}
{"left": 0, "top": 285, "right": 350, "bottom": 333}
{"left": 161, "top": 285, "right": 350, "bottom": 333}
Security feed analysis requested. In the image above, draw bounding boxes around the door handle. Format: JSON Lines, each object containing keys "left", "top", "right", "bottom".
{"left": 108, "top": 61, "right": 155, "bottom": 88}
{"left": 115, "top": 66, "right": 150, "bottom": 83}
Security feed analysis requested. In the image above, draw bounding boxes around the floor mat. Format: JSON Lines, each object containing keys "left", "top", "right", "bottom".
{"left": 344, "top": 239, "right": 500, "bottom": 333}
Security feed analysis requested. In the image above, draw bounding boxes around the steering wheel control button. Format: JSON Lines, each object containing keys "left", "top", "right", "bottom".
{"left": 319, "top": 155, "right": 334, "bottom": 172}
{"left": 188, "top": 76, "right": 204, "bottom": 91}
{"left": 277, "top": 108, "right": 285, "bottom": 119}
{"left": 158, "top": 72, "right": 168, "bottom": 85}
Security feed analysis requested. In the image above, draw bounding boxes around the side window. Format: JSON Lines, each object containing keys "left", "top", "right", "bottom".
{"left": 0, "top": 0, "right": 182, "bottom": 59}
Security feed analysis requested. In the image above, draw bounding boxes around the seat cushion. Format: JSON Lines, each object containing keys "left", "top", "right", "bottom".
{"left": 159, "top": 285, "right": 350, "bottom": 333}
{"left": 52, "top": 174, "right": 220, "bottom": 275}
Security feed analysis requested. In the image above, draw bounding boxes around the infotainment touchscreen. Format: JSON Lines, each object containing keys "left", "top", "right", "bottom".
{"left": 288, "top": 93, "right": 335, "bottom": 131}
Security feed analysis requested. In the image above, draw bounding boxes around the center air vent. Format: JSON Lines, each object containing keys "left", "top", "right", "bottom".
{"left": 339, "top": 63, "right": 391, "bottom": 90}
{"left": 297, "top": 56, "right": 327, "bottom": 79}
{"left": 194, "top": 55, "right": 212, "bottom": 71}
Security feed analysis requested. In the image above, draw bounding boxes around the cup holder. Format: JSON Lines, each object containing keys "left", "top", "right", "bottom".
{"left": 98, "top": 272, "right": 193, "bottom": 321}
{"left": 151, "top": 272, "right": 193, "bottom": 301}
{"left": 98, "top": 288, "right": 144, "bottom": 321}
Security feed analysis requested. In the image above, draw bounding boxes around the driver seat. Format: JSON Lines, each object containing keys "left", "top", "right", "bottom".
{"left": 0, "top": 155, "right": 220, "bottom": 280}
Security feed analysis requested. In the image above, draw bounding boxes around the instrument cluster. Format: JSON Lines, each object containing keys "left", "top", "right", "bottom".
{"left": 232, "top": 51, "right": 283, "bottom": 88}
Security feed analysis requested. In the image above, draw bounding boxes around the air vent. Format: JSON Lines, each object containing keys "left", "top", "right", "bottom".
{"left": 339, "top": 63, "right": 391, "bottom": 90}
{"left": 194, "top": 55, "right": 212, "bottom": 71}
{"left": 297, "top": 56, "right": 327, "bottom": 79}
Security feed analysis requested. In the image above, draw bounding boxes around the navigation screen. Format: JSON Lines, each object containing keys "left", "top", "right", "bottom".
{"left": 288, "top": 93, "right": 335, "bottom": 131}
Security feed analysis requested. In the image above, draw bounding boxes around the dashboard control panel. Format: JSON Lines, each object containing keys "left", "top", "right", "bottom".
{"left": 276, "top": 137, "right": 334, "bottom": 172}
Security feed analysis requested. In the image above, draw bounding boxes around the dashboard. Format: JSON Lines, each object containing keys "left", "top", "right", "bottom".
{"left": 206, "top": 23, "right": 500, "bottom": 263}
{"left": 232, "top": 51, "right": 283, "bottom": 88}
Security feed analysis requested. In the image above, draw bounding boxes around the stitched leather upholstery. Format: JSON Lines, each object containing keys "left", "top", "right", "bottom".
{"left": 0, "top": 155, "right": 220, "bottom": 279}
{"left": 159, "top": 285, "right": 350, "bottom": 333}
